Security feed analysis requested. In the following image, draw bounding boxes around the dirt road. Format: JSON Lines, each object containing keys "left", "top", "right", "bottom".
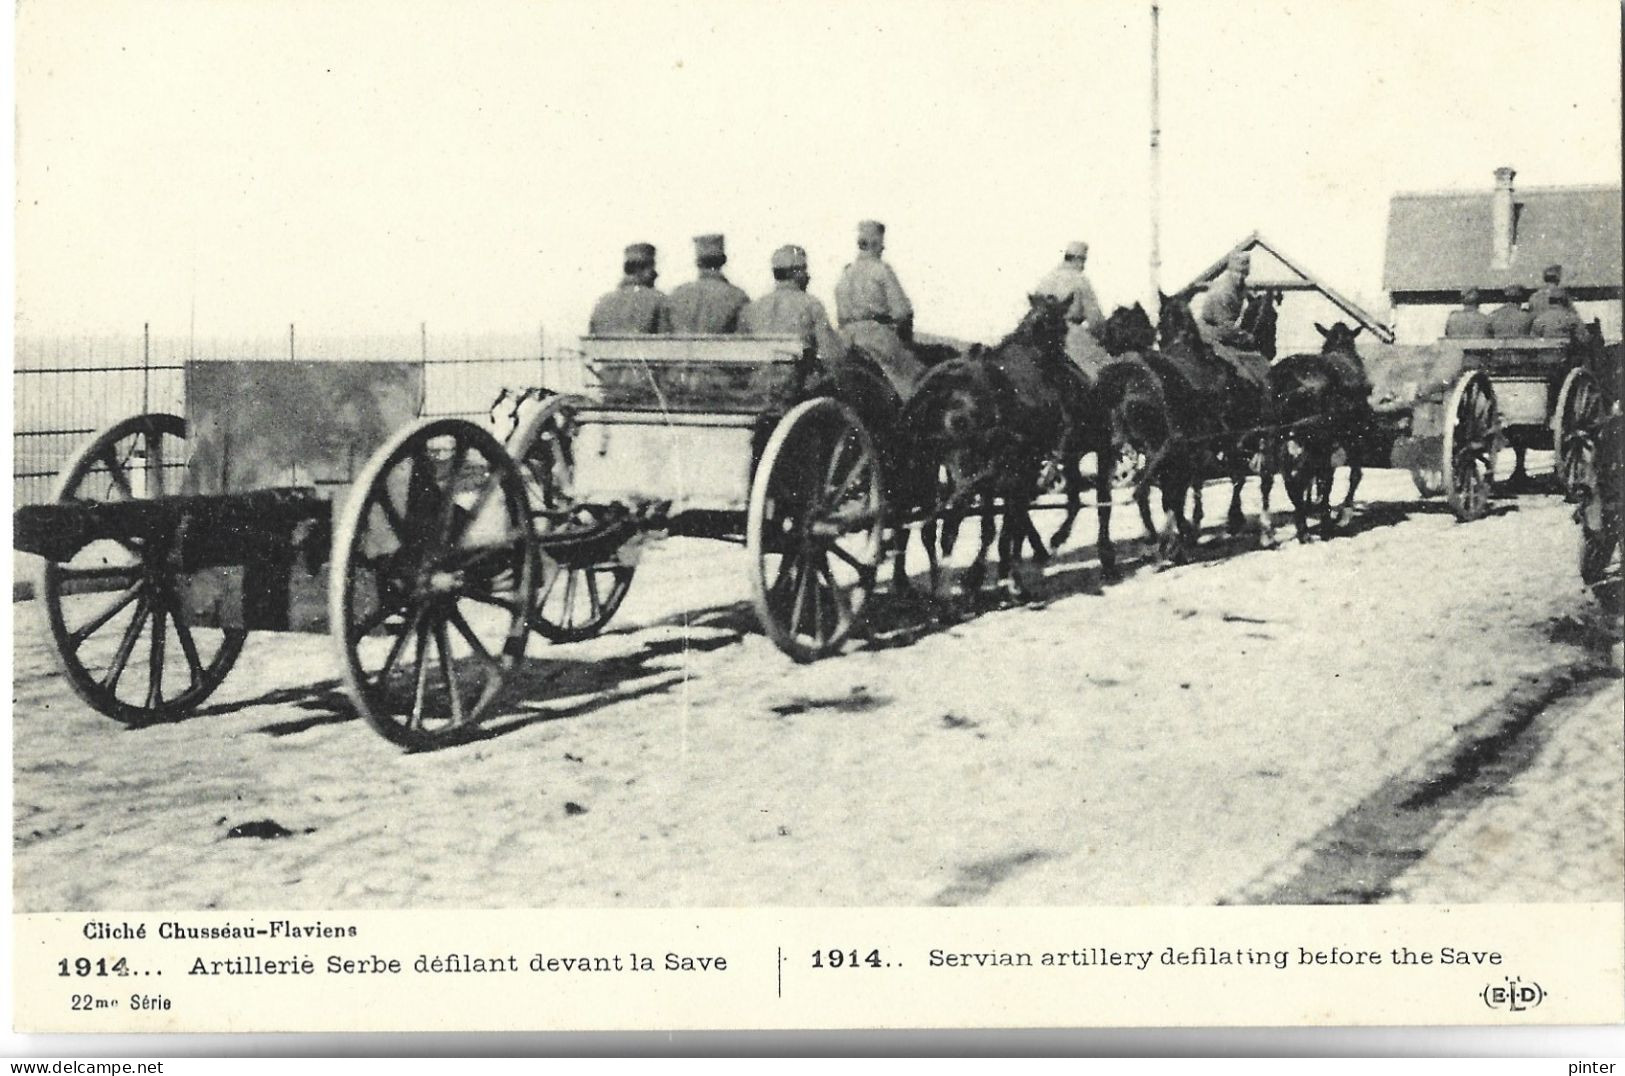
{"left": 12, "top": 470, "right": 1622, "bottom": 911}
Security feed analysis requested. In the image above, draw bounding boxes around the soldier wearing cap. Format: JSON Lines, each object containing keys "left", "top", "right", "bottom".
{"left": 667, "top": 233, "right": 750, "bottom": 333}
{"left": 1488, "top": 285, "right": 1533, "bottom": 338}
{"left": 834, "top": 220, "right": 922, "bottom": 399}
{"left": 588, "top": 242, "right": 672, "bottom": 334}
{"left": 1198, "top": 248, "right": 1255, "bottom": 348}
{"left": 1032, "top": 241, "right": 1110, "bottom": 377}
{"left": 1532, "top": 286, "right": 1586, "bottom": 341}
{"left": 1527, "top": 264, "right": 1564, "bottom": 318}
{"left": 1444, "top": 287, "right": 1492, "bottom": 338}
{"left": 739, "top": 245, "right": 845, "bottom": 373}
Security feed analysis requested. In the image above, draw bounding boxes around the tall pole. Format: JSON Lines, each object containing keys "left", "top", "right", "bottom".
{"left": 1148, "top": 0, "right": 1162, "bottom": 310}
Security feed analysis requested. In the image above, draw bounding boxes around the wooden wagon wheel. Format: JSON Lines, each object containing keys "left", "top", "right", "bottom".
{"left": 505, "top": 393, "right": 637, "bottom": 643}
{"left": 747, "top": 398, "right": 887, "bottom": 662}
{"left": 35, "top": 413, "right": 246, "bottom": 725}
{"left": 331, "top": 417, "right": 537, "bottom": 750}
{"left": 1554, "top": 367, "right": 1604, "bottom": 499}
{"left": 1442, "top": 372, "right": 1500, "bottom": 522}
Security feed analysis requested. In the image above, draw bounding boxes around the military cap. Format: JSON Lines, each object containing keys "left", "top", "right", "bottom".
{"left": 624, "top": 242, "right": 657, "bottom": 265}
{"left": 1461, "top": 287, "right": 1480, "bottom": 304}
{"left": 857, "top": 219, "right": 886, "bottom": 242}
{"left": 771, "top": 244, "right": 809, "bottom": 270}
{"left": 694, "top": 234, "right": 726, "bottom": 259}
{"left": 1064, "top": 241, "right": 1090, "bottom": 260}
{"left": 1504, "top": 284, "right": 1525, "bottom": 300}
{"left": 1543, "top": 264, "right": 1563, "bottom": 283}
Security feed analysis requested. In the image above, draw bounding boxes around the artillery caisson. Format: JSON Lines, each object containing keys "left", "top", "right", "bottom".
{"left": 330, "top": 334, "right": 907, "bottom": 748}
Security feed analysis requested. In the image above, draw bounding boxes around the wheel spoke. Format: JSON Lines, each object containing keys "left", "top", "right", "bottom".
{"left": 436, "top": 437, "right": 473, "bottom": 543}
{"left": 561, "top": 568, "right": 578, "bottom": 630}
{"left": 350, "top": 602, "right": 395, "bottom": 641}
{"left": 815, "top": 555, "right": 852, "bottom": 634}
{"left": 98, "top": 447, "right": 136, "bottom": 500}
{"left": 465, "top": 591, "right": 523, "bottom": 614}
{"left": 147, "top": 429, "right": 167, "bottom": 498}
{"left": 790, "top": 555, "right": 813, "bottom": 637}
{"left": 100, "top": 595, "right": 151, "bottom": 691}
{"left": 435, "top": 620, "right": 466, "bottom": 727}
{"left": 373, "top": 606, "right": 423, "bottom": 687}
{"left": 145, "top": 605, "right": 167, "bottom": 711}
{"left": 171, "top": 607, "right": 205, "bottom": 690}
{"left": 409, "top": 620, "right": 431, "bottom": 730}
{"left": 68, "top": 580, "right": 144, "bottom": 649}
{"left": 373, "top": 489, "right": 409, "bottom": 543}
{"left": 447, "top": 606, "right": 502, "bottom": 674}
{"left": 584, "top": 569, "right": 603, "bottom": 619}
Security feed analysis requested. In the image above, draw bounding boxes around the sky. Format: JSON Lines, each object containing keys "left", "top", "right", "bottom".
{"left": 13, "top": 0, "right": 1623, "bottom": 344}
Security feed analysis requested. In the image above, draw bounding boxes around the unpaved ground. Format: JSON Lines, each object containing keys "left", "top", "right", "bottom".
{"left": 11, "top": 469, "right": 1622, "bottom": 911}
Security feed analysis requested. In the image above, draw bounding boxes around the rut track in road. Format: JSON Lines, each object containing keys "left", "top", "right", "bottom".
{"left": 1229, "top": 650, "right": 1620, "bottom": 905}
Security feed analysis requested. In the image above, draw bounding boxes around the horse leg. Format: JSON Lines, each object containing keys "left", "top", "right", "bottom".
{"left": 1226, "top": 446, "right": 1248, "bottom": 536}
{"left": 961, "top": 495, "right": 996, "bottom": 596}
{"left": 1159, "top": 471, "right": 1190, "bottom": 565}
{"left": 1337, "top": 427, "right": 1363, "bottom": 527}
{"left": 1050, "top": 453, "right": 1083, "bottom": 551}
{"left": 1257, "top": 438, "right": 1279, "bottom": 547}
{"left": 1095, "top": 438, "right": 1119, "bottom": 581}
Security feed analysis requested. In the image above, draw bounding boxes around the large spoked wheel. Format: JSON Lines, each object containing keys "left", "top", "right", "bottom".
{"left": 332, "top": 418, "right": 537, "bottom": 750}
{"left": 36, "top": 413, "right": 246, "bottom": 725}
{"left": 1442, "top": 372, "right": 1500, "bottom": 522}
{"left": 506, "top": 393, "right": 639, "bottom": 643}
{"left": 747, "top": 398, "right": 886, "bottom": 662}
{"left": 1554, "top": 368, "right": 1604, "bottom": 499}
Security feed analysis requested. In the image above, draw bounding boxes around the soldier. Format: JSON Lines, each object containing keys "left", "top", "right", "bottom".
{"left": 588, "top": 242, "right": 672, "bottom": 334}
{"left": 1527, "top": 264, "right": 1564, "bottom": 318}
{"left": 1488, "top": 285, "right": 1534, "bottom": 338}
{"left": 667, "top": 233, "right": 750, "bottom": 333}
{"left": 834, "top": 219, "right": 923, "bottom": 399}
{"left": 1443, "top": 287, "right": 1492, "bottom": 338}
{"left": 739, "top": 245, "right": 845, "bottom": 373}
{"left": 1032, "top": 241, "right": 1112, "bottom": 376}
{"left": 1198, "top": 249, "right": 1256, "bottom": 349}
{"left": 1032, "top": 241, "right": 1105, "bottom": 330}
{"left": 1532, "top": 286, "right": 1586, "bottom": 341}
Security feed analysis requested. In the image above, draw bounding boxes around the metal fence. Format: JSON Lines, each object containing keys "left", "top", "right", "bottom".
{"left": 12, "top": 324, "right": 591, "bottom": 507}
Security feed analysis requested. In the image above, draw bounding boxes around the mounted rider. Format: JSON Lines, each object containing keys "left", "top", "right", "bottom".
{"left": 1031, "top": 240, "right": 1112, "bottom": 380}
{"left": 834, "top": 219, "right": 925, "bottom": 400}
{"left": 667, "top": 233, "right": 750, "bottom": 333}
{"left": 588, "top": 242, "right": 673, "bottom": 334}
{"left": 739, "top": 244, "right": 847, "bottom": 377}
{"left": 1197, "top": 249, "right": 1271, "bottom": 398}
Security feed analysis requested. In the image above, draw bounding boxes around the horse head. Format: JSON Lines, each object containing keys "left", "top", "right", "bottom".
{"left": 1242, "top": 288, "right": 1282, "bottom": 360}
{"left": 1156, "top": 287, "right": 1204, "bottom": 352}
{"left": 1011, "top": 292, "right": 1073, "bottom": 353}
{"left": 1096, "top": 303, "right": 1157, "bottom": 357}
{"left": 1314, "top": 321, "right": 1363, "bottom": 357}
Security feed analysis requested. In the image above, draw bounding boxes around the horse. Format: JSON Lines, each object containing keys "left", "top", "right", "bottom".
{"left": 1266, "top": 322, "right": 1377, "bottom": 539}
{"left": 1144, "top": 288, "right": 1279, "bottom": 558}
{"left": 903, "top": 292, "right": 1090, "bottom": 599}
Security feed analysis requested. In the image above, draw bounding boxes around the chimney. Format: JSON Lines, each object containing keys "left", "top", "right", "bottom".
{"left": 1491, "top": 166, "right": 1516, "bottom": 270}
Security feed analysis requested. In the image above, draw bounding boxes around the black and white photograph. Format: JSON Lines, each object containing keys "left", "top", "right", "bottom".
{"left": 7, "top": 0, "right": 1623, "bottom": 1035}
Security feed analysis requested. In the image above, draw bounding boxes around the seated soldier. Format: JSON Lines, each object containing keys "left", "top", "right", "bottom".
{"left": 667, "top": 233, "right": 750, "bottom": 333}
{"left": 739, "top": 244, "right": 846, "bottom": 379}
{"left": 1532, "top": 286, "right": 1586, "bottom": 341}
{"left": 1488, "top": 285, "right": 1533, "bottom": 338}
{"left": 1444, "top": 288, "right": 1492, "bottom": 337}
{"left": 1528, "top": 264, "right": 1564, "bottom": 318}
{"left": 834, "top": 219, "right": 924, "bottom": 400}
{"left": 1196, "top": 250, "right": 1270, "bottom": 401}
{"left": 588, "top": 242, "right": 672, "bottom": 334}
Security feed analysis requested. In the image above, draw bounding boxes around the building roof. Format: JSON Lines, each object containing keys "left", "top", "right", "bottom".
{"left": 1383, "top": 184, "right": 1623, "bottom": 294}
{"left": 1182, "top": 231, "right": 1395, "bottom": 343}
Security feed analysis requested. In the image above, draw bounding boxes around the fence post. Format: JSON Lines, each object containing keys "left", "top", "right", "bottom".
{"left": 289, "top": 323, "right": 296, "bottom": 361}
{"left": 142, "top": 322, "right": 150, "bottom": 414}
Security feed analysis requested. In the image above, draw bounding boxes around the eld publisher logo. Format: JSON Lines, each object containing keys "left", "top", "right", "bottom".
{"left": 1481, "top": 976, "right": 1546, "bottom": 1012}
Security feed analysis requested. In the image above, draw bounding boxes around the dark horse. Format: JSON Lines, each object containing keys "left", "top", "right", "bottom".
{"left": 1089, "top": 289, "right": 1279, "bottom": 565}
{"left": 1268, "top": 322, "right": 1378, "bottom": 539}
{"left": 903, "top": 293, "right": 1098, "bottom": 598}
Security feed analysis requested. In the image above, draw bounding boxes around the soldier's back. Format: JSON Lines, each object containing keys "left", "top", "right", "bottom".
{"left": 1444, "top": 309, "right": 1492, "bottom": 338}
{"left": 1488, "top": 304, "right": 1534, "bottom": 338}
{"left": 668, "top": 275, "right": 749, "bottom": 333}
{"left": 590, "top": 285, "right": 670, "bottom": 334}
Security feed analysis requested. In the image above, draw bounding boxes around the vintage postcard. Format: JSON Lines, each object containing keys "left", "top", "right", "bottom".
{"left": 8, "top": 0, "right": 1623, "bottom": 1037}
